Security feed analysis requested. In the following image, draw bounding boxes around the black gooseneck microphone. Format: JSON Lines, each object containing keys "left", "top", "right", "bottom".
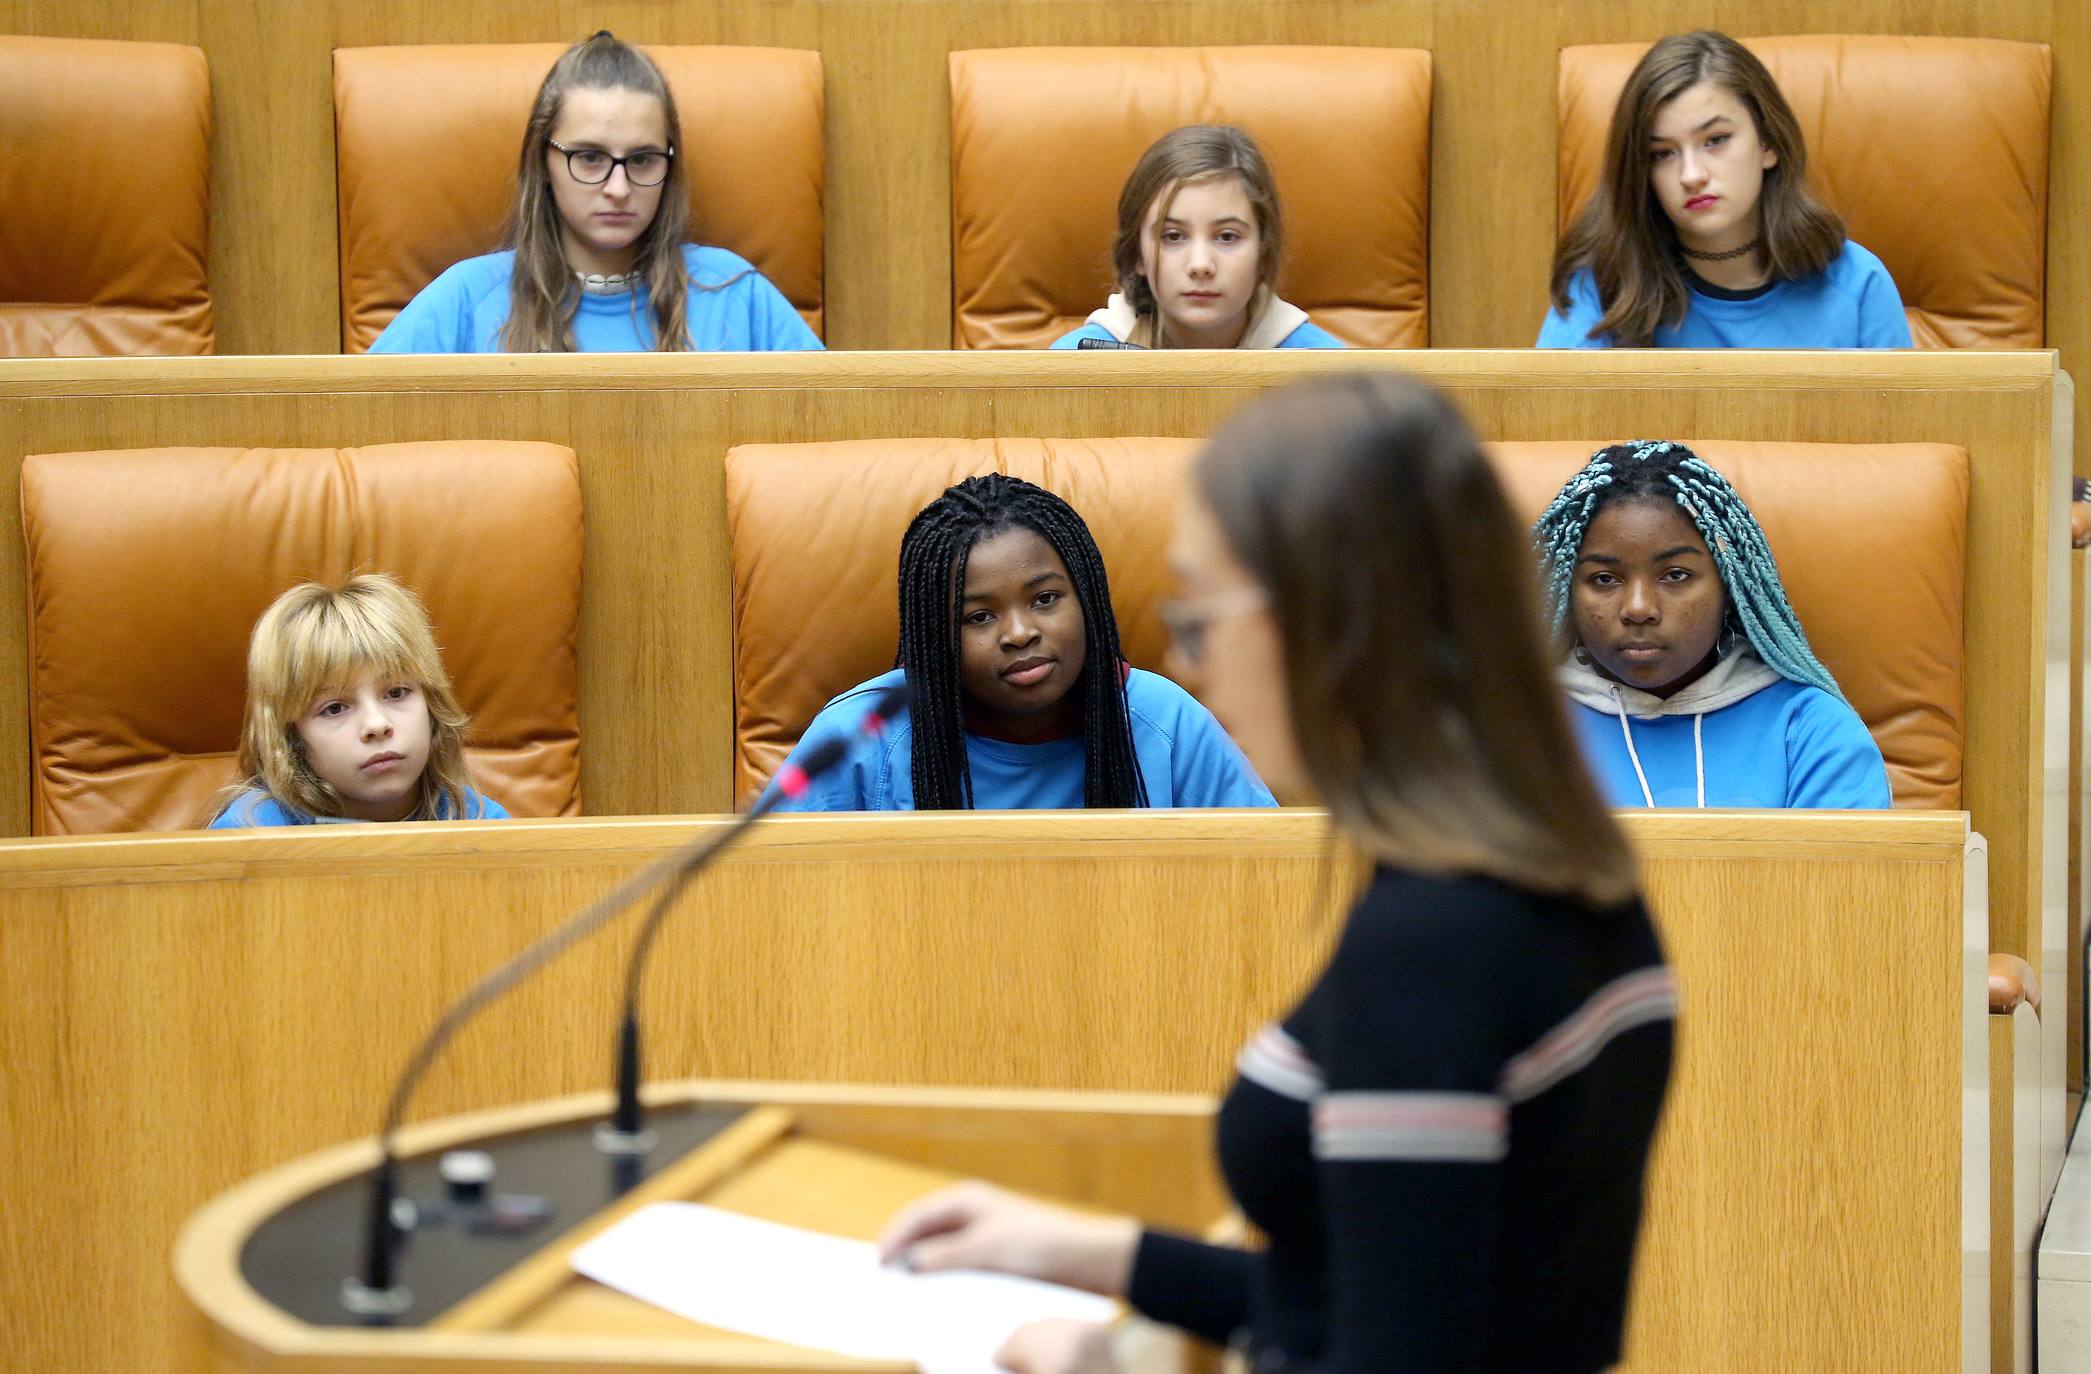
{"left": 599, "top": 684, "right": 908, "bottom": 1156}
{"left": 342, "top": 683, "right": 911, "bottom": 1319}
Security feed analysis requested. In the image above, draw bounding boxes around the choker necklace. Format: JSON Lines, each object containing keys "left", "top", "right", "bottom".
{"left": 1680, "top": 238, "right": 1762, "bottom": 263}
{"left": 575, "top": 270, "right": 636, "bottom": 295}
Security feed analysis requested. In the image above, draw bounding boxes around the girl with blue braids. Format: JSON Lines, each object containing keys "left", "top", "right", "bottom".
{"left": 1531, "top": 441, "right": 1891, "bottom": 809}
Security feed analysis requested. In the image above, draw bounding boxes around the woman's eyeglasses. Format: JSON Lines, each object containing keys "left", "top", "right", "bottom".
{"left": 549, "top": 140, "right": 675, "bottom": 187}
{"left": 1156, "top": 586, "right": 1271, "bottom": 665}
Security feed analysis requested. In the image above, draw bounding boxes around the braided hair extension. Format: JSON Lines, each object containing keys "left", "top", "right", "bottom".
{"left": 1530, "top": 440, "right": 1848, "bottom": 701}
{"left": 894, "top": 475, "right": 1150, "bottom": 810}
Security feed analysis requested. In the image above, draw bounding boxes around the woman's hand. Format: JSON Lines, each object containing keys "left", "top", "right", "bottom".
{"left": 994, "top": 1318, "right": 1119, "bottom": 1374}
{"left": 876, "top": 1181, "right": 1140, "bottom": 1296}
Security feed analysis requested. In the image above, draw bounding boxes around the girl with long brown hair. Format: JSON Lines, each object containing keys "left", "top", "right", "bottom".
{"left": 1539, "top": 30, "right": 1910, "bottom": 349}
{"left": 1052, "top": 124, "right": 1343, "bottom": 350}
{"left": 371, "top": 32, "right": 820, "bottom": 354}
{"left": 876, "top": 374, "right": 1674, "bottom": 1374}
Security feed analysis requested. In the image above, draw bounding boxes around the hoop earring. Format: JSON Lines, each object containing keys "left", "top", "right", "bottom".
{"left": 1572, "top": 644, "right": 1593, "bottom": 667}
{"left": 1717, "top": 624, "right": 1740, "bottom": 658}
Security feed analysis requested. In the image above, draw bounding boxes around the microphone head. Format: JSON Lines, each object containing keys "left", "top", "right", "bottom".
{"left": 769, "top": 682, "right": 916, "bottom": 802}
{"left": 861, "top": 681, "right": 913, "bottom": 732}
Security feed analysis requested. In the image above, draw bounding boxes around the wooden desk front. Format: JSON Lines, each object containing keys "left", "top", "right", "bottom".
{"left": 0, "top": 809, "right": 1986, "bottom": 1372}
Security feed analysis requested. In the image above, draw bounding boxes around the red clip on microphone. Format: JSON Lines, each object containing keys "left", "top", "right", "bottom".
{"left": 771, "top": 683, "right": 911, "bottom": 803}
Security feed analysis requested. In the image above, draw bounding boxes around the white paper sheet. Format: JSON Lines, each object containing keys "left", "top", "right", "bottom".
{"left": 569, "top": 1201, "right": 1119, "bottom": 1373}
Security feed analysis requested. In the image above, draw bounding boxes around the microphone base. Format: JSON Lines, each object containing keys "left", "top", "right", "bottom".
{"left": 592, "top": 1121, "right": 658, "bottom": 1157}
{"left": 339, "top": 1276, "right": 413, "bottom": 1320}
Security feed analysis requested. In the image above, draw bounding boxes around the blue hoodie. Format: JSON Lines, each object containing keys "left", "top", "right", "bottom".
{"left": 369, "top": 245, "right": 822, "bottom": 354}
{"left": 1560, "top": 649, "right": 1891, "bottom": 809}
{"left": 763, "top": 667, "right": 1275, "bottom": 811}
{"left": 1537, "top": 240, "right": 1911, "bottom": 349}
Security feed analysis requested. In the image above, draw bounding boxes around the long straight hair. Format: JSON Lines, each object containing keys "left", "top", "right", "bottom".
{"left": 214, "top": 574, "right": 477, "bottom": 822}
{"left": 1550, "top": 30, "right": 1845, "bottom": 346}
{"left": 1111, "top": 124, "right": 1285, "bottom": 348}
{"left": 1195, "top": 374, "right": 1638, "bottom": 907}
{"left": 894, "top": 475, "right": 1148, "bottom": 811}
{"left": 500, "top": 32, "right": 693, "bottom": 353}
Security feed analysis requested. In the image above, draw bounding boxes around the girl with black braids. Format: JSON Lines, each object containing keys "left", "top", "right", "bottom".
{"left": 1532, "top": 440, "right": 1890, "bottom": 808}
{"left": 766, "top": 474, "right": 1272, "bottom": 812}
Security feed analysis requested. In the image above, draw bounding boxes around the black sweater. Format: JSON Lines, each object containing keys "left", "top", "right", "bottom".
{"left": 1128, "top": 867, "right": 1675, "bottom": 1371}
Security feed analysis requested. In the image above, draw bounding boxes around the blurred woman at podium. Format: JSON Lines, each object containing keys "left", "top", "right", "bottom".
{"left": 878, "top": 373, "right": 1678, "bottom": 1373}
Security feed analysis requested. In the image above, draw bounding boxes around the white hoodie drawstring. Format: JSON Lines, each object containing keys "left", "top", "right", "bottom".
{"left": 1614, "top": 695, "right": 1708, "bottom": 808}
{"left": 1693, "top": 713, "right": 1706, "bottom": 808}
{"left": 1614, "top": 699, "right": 1656, "bottom": 808}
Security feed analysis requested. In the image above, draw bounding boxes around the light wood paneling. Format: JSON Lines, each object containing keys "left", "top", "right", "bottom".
{"left": 7, "top": 810, "right": 1981, "bottom": 1373}
{"left": 0, "top": 349, "right": 2058, "bottom": 965}
{"left": 0, "top": 0, "right": 2082, "bottom": 481}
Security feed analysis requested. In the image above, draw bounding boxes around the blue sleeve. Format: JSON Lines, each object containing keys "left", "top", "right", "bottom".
{"left": 756, "top": 708, "right": 878, "bottom": 813}
{"left": 367, "top": 261, "right": 483, "bottom": 354}
{"left": 747, "top": 272, "right": 824, "bottom": 351}
{"left": 1851, "top": 254, "right": 1914, "bottom": 348}
{"left": 1785, "top": 692, "right": 1894, "bottom": 809}
{"left": 1168, "top": 699, "right": 1278, "bottom": 808}
{"left": 466, "top": 790, "right": 511, "bottom": 820}
{"left": 1536, "top": 270, "right": 1610, "bottom": 349}
{"left": 1049, "top": 324, "right": 1112, "bottom": 350}
{"left": 208, "top": 790, "right": 293, "bottom": 828}
{"left": 1278, "top": 320, "right": 1348, "bottom": 349}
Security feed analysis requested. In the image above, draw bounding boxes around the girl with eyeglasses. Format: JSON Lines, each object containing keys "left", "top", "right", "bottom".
{"left": 370, "top": 32, "right": 820, "bottom": 354}
{"left": 763, "top": 474, "right": 1272, "bottom": 812}
{"left": 878, "top": 376, "right": 1673, "bottom": 1374}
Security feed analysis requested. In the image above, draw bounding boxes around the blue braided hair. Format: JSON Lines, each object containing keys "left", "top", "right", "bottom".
{"left": 1529, "top": 440, "right": 1849, "bottom": 701}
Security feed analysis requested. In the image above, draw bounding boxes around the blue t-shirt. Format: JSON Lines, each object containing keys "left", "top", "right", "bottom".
{"left": 1049, "top": 320, "right": 1345, "bottom": 350}
{"left": 1569, "top": 678, "right": 1891, "bottom": 809}
{"left": 369, "top": 244, "right": 823, "bottom": 354}
{"left": 1536, "top": 241, "right": 1912, "bottom": 349}
{"left": 209, "top": 786, "right": 511, "bottom": 827}
{"left": 766, "top": 667, "right": 1276, "bottom": 811}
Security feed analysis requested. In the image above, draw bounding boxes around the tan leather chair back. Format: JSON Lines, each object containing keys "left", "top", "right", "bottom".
{"left": 1558, "top": 36, "right": 2050, "bottom": 348}
{"left": 334, "top": 43, "right": 824, "bottom": 352}
{"left": 21, "top": 443, "right": 585, "bottom": 833}
{"left": 948, "top": 47, "right": 1432, "bottom": 350}
{"left": 728, "top": 437, "right": 1964, "bottom": 809}
{"left": 0, "top": 35, "right": 213, "bottom": 356}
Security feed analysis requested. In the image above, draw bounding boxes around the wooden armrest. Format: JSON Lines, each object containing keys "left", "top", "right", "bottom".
{"left": 1989, "top": 953, "right": 2041, "bottom": 1016}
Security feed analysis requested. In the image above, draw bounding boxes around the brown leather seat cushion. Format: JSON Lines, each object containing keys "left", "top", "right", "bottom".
{"left": 1558, "top": 36, "right": 2050, "bottom": 348}
{"left": 334, "top": 43, "right": 824, "bottom": 352}
{"left": 728, "top": 437, "right": 1965, "bottom": 809}
{"left": 22, "top": 442, "right": 585, "bottom": 833}
{"left": 948, "top": 46, "right": 1431, "bottom": 350}
{"left": 0, "top": 35, "right": 213, "bottom": 356}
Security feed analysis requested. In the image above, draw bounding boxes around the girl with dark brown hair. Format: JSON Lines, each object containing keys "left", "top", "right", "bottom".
{"left": 878, "top": 375, "right": 1674, "bottom": 1374}
{"left": 1539, "top": 30, "right": 1910, "bottom": 349}
{"left": 371, "top": 32, "right": 819, "bottom": 354}
{"left": 1052, "top": 124, "right": 1344, "bottom": 350}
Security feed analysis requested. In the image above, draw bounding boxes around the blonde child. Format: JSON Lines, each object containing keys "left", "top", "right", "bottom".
{"left": 209, "top": 574, "right": 509, "bottom": 826}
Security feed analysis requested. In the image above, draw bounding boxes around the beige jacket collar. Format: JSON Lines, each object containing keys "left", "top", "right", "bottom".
{"left": 1080, "top": 285, "right": 1309, "bottom": 349}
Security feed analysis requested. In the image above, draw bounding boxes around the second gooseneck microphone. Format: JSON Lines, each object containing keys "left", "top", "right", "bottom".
{"left": 345, "top": 682, "right": 910, "bottom": 1319}
{"left": 600, "top": 682, "right": 909, "bottom": 1156}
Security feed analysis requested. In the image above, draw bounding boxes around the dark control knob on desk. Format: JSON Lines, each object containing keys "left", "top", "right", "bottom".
{"left": 438, "top": 1150, "right": 494, "bottom": 1204}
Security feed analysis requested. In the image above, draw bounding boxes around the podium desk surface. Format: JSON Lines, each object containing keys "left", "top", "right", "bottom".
{"left": 176, "top": 1080, "right": 1225, "bottom": 1373}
